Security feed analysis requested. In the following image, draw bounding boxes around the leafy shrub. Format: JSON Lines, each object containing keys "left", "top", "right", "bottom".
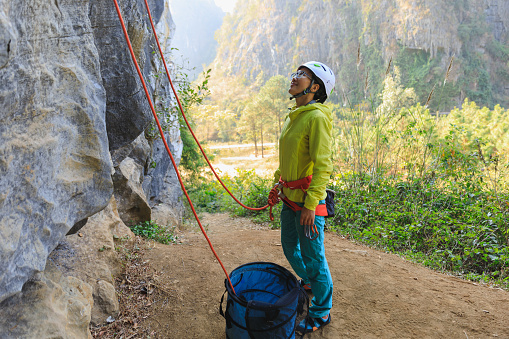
{"left": 185, "top": 169, "right": 281, "bottom": 228}
{"left": 130, "top": 221, "right": 178, "bottom": 244}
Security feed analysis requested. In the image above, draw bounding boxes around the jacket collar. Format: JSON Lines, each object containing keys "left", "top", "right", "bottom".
{"left": 287, "top": 102, "right": 333, "bottom": 122}
{"left": 288, "top": 102, "right": 318, "bottom": 121}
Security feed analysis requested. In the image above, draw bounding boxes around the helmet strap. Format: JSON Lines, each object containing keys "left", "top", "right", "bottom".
{"left": 289, "top": 79, "right": 315, "bottom": 100}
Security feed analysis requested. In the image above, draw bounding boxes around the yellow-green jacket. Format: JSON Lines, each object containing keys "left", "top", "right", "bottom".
{"left": 273, "top": 102, "right": 333, "bottom": 211}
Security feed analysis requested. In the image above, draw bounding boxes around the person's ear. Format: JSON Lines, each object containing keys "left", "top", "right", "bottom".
{"left": 311, "top": 83, "right": 320, "bottom": 93}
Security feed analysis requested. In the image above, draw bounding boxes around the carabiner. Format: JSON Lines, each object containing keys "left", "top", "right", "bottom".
{"left": 304, "top": 224, "right": 319, "bottom": 240}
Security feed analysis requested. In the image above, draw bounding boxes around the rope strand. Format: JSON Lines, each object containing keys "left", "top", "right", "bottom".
{"left": 112, "top": 0, "right": 235, "bottom": 294}
{"left": 142, "top": 0, "right": 269, "bottom": 213}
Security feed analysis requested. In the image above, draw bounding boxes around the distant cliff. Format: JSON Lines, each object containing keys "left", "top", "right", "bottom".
{"left": 211, "top": 0, "right": 509, "bottom": 109}
{"left": 169, "top": 0, "right": 224, "bottom": 79}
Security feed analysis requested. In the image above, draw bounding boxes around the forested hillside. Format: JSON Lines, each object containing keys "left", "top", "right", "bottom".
{"left": 208, "top": 0, "right": 509, "bottom": 110}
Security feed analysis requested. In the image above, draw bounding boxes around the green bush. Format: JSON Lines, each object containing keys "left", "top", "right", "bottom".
{"left": 330, "top": 179, "right": 508, "bottom": 277}
{"left": 185, "top": 169, "right": 281, "bottom": 228}
{"left": 130, "top": 221, "right": 178, "bottom": 244}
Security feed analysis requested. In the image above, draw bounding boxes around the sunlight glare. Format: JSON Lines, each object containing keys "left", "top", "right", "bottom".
{"left": 214, "top": 0, "right": 237, "bottom": 13}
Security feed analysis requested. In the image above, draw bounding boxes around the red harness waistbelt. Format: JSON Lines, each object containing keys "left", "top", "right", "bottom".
{"left": 278, "top": 176, "right": 328, "bottom": 216}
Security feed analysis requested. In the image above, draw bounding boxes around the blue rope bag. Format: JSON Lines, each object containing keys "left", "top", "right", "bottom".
{"left": 220, "top": 262, "right": 309, "bottom": 339}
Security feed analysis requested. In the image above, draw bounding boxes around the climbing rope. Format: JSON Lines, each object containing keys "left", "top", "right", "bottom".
{"left": 140, "top": 0, "right": 275, "bottom": 215}
{"left": 112, "top": 0, "right": 236, "bottom": 293}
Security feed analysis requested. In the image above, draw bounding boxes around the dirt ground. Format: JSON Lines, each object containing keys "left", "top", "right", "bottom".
{"left": 139, "top": 212, "right": 509, "bottom": 339}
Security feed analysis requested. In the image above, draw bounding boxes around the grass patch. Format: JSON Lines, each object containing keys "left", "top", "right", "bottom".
{"left": 130, "top": 221, "right": 178, "bottom": 244}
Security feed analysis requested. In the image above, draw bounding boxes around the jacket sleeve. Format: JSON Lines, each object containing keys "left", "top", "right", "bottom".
{"left": 304, "top": 114, "right": 332, "bottom": 211}
{"left": 272, "top": 167, "right": 281, "bottom": 186}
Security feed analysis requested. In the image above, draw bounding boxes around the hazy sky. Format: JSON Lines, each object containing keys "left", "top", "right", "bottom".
{"left": 214, "top": 0, "right": 237, "bottom": 13}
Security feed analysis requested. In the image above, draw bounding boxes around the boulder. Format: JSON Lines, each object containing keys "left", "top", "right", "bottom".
{"left": 113, "top": 156, "right": 152, "bottom": 226}
{"left": 92, "top": 280, "right": 119, "bottom": 325}
{"left": 0, "top": 261, "right": 94, "bottom": 339}
{"left": 49, "top": 196, "right": 134, "bottom": 325}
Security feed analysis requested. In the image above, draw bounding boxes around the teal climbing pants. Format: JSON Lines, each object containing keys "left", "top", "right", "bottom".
{"left": 280, "top": 201, "right": 333, "bottom": 318}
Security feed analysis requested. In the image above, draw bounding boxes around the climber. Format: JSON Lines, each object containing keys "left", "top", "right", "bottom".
{"left": 270, "top": 61, "right": 335, "bottom": 335}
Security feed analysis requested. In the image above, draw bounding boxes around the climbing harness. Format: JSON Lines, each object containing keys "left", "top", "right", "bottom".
{"left": 276, "top": 176, "right": 333, "bottom": 216}
{"left": 270, "top": 175, "right": 336, "bottom": 240}
{"left": 277, "top": 176, "right": 328, "bottom": 215}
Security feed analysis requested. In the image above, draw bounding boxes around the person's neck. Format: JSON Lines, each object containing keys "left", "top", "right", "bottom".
{"left": 295, "top": 93, "right": 316, "bottom": 107}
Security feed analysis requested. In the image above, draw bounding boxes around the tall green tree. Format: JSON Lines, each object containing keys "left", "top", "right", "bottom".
{"left": 239, "top": 100, "right": 262, "bottom": 156}
{"left": 257, "top": 75, "right": 290, "bottom": 147}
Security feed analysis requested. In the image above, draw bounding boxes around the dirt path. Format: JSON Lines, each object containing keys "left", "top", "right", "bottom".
{"left": 141, "top": 213, "right": 509, "bottom": 339}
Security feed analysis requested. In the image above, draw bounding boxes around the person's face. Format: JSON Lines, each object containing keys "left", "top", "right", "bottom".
{"left": 289, "top": 67, "right": 314, "bottom": 95}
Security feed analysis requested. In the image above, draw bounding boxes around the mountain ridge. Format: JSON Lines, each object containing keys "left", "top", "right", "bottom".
{"left": 209, "top": 0, "right": 509, "bottom": 109}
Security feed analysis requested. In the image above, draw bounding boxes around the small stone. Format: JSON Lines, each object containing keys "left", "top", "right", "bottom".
{"left": 106, "top": 316, "right": 115, "bottom": 323}
{"left": 78, "top": 233, "right": 83, "bottom": 237}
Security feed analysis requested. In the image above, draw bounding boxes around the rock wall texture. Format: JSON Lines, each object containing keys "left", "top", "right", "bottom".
{"left": 0, "top": 261, "right": 95, "bottom": 339}
{"left": 0, "top": 0, "right": 113, "bottom": 304}
{"left": 213, "top": 0, "right": 509, "bottom": 107}
{"left": 48, "top": 196, "right": 135, "bottom": 326}
{"left": 0, "top": 0, "right": 182, "bottom": 335}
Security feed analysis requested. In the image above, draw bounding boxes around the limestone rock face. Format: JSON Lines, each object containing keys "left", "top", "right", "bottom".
{"left": 0, "top": 0, "right": 181, "bottom": 313}
{"left": 113, "top": 156, "right": 152, "bottom": 226}
{"left": 0, "top": 261, "right": 94, "bottom": 339}
{"left": 485, "top": 0, "right": 509, "bottom": 42}
{"left": 146, "top": 131, "right": 183, "bottom": 204}
{"left": 49, "top": 196, "right": 134, "bottom": 325}
{"left": 90, "top": 0, "right": 175, "bottom": 151}
{"left": 0, "top": 0, "right": 113, "bottom": 303}
{"left": 149, "top": 136, "right": 184, "bottom": 227}
{"left": 213, "top": 0, "right": 509, "bottom": 107}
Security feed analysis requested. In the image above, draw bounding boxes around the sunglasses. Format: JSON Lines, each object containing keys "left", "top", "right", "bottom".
{"left": 290, "top": 70, "right": 313, "bottom": 81}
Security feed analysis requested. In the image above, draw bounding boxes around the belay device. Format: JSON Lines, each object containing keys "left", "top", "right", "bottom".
{"left": 220, "top": 262, "right": 309, "bottom": 339}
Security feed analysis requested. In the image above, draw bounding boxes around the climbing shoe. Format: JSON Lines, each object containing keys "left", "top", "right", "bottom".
{"left": 296, "top": 314, "right": 331, "bottom": 334}
{"left": 299, "top": 279, "right": 312, "bottom": 292}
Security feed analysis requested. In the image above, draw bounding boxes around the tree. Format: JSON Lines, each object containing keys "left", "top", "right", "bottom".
{"left": 257, "top": 75, "right": 290, "bottom": 146}
{"left": 239, "top": 100, "right": 262, "bottom": 156}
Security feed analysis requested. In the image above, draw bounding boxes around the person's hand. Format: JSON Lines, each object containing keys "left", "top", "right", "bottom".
{"left": 300, "top": 206, "right": 315, "bottom": 227}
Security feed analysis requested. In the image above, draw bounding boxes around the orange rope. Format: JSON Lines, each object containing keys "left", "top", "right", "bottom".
{"left": 141, "top": 0, "right": 270, "bottom": 213}
{"left": 112, "top": 0, "right": 235, "bottom": 294}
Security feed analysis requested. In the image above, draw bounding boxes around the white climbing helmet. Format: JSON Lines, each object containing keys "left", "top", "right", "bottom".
{"left": 299, "top": 61, "right": 336, "bottom": 99}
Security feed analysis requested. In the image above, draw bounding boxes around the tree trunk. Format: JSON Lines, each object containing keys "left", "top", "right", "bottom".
{"left": 261, "top": 124, "right": 264, "bottom": 158}
{"left": 253, "top": 128, "right": 258, "bottom": 158}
